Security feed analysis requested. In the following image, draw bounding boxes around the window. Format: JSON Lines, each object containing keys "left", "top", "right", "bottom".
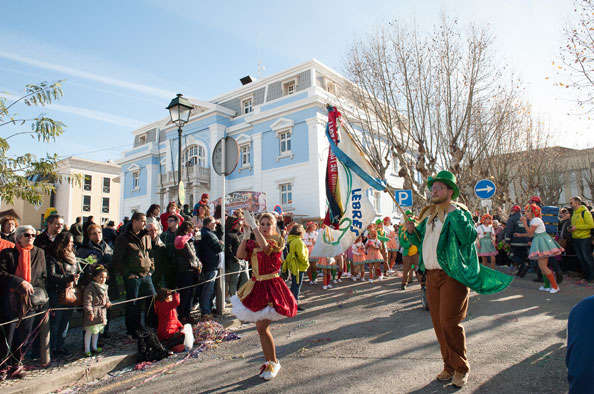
{"left": 326, "top": 81, "right": 336, "bottom": 95}
{"left": 132, "top": 171, "right": 140, "bottom": 190}
{"left": 83, "top": 175, "right": 92, "bottom": 191}
{"left": 279, "top": 131, "right": 291, "bottom": 155}
{"left": 392, "top": 157, "right": 399, "bottom": 174}
{"left": 373, "top": 191, "right": 381, "bottom": 212}
{"left": 242, "top": 98, "right": 253, "bottom": 114}
{"left": 184, "top": 145, "right": 206, "bottom": 167}
{"left": 240, "top": 144, "right": 251, "bottom": 168}
{"left": 102, "top": 198, "right": 110, "bottom": 213}
{"left": 138, "top": 135, "right": 147, "bottom": 145}
{"left": 83, "top": 195, "right": 91, "bottom": 212}
{"left": 283, "top": 80, "right": 296, "bottom": 96}
{"left": 103, "top": 177, "right": 111, "bottom": 193}
{"left": 280, "top": 183, "right": 292, "bottom": 205}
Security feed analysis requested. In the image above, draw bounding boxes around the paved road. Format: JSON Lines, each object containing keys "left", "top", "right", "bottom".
{"left": 78, "top": 269, "right": 593, "bottom": 394}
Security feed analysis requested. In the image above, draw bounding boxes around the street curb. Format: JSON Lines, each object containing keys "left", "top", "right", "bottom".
{"left": 6, "top": 352, "right": 137, "bottom": 394}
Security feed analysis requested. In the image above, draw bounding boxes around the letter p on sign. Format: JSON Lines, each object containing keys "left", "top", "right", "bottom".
{"left": 396, "top": 190, "right": 413, "bottom": 207}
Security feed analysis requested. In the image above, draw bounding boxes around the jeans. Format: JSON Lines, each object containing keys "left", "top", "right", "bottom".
{"left": 227, "top": 260, "right": 249, "bottom": 296}
{"left": 573, "top": 238, "right": 594, "bottom": 280}
{"left": 124, "top": 275, "right": 156, "bottom": 335}
{"left": 198, "top": 270, "right": 217, "bottom": 315}
{"left": 176, "top": 271, "right": 196, "bottom": 319}
{"left": 290, "top": 271, "right": 305, "bottom": 303}
{"left": 48, "top": 291, "right": 74, "bottom": 351}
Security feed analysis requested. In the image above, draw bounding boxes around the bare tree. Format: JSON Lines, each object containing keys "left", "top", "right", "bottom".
{"left": 341, "top": 14, "right": 525, "bottom": 208}
{"left": 559, "top": 0, "right": 594, "bottom": 112}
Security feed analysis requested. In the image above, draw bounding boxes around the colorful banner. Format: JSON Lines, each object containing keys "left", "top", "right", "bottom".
{"left": 311, "top": 125, "right": 386, "bottom": 258}
{"left": 322, "top": 106, "right": 343, "bottom": 229}
{"left": 210, "top": 191, "right": 267, "bottom": 215}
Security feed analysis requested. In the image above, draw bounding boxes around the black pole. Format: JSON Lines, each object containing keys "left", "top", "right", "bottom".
{"left": 178, "top": 126, "right": 182, "bottom": 205}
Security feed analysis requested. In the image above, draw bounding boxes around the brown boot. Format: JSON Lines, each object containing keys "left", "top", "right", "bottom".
{"left": 452, "top": 371, "right": 469, "bottom": 387}
{"left": 436, "top": 370, "right": 453, "bottom": 381}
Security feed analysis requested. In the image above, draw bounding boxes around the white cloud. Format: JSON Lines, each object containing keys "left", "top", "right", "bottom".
{"left": 47, "top": 103, "right": 144, "bottom": 129}
{"left": 0, "top": 50, "right": 176, "bottom": 99}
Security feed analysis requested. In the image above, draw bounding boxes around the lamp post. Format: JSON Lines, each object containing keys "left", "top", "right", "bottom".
{"left": 166, "top": 93, "right": 193, "bottom": 205}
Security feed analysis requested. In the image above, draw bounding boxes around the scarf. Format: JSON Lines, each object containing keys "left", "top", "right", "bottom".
{"left": 91, "top": 280, "right": 108, "bottom": 297}
{"left": 15, "top": 243, "right": 34, "bottom": 283}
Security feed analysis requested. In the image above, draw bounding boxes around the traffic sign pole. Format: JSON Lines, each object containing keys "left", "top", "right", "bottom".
{"left": 216, "top": 138, "right": 227, "bottom": 315}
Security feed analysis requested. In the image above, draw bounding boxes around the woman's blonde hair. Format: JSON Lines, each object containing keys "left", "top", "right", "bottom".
{"left": 258, "top": 212, "right": 277, "bottom": 228}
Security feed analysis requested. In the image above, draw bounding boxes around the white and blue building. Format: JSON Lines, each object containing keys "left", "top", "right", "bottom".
{"left": 118, "top": 60, "right": 404, "bottom": 221}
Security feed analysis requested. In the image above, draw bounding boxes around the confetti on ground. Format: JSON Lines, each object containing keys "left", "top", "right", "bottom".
{"left": 134, "top": 361, "right": 154, "bottom": 371}
{"left": 287, "top": 320, "right": 317, "bottom": 338}
{"left": 298, "top": 346, "right": 309, "bottom": 354}
{"left": 311, "top": 338, "right": 332, "bottom": 343}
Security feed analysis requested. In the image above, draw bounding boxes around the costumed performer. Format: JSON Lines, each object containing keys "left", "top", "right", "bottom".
{"left": 404, "top": 171, "right": 513, "bottom": 388}
{"left": 476, "top": 214, "right": 498, "bottom": 269}
{"left": 232, "top": 212, "right": 297, "bottom": 380}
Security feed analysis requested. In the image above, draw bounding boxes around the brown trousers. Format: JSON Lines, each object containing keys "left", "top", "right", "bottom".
{"left": 426, "top": 269, "right": 470, "bottom": 374}
{"left": 402, "top": 254, "right": 418, "bottom": 285}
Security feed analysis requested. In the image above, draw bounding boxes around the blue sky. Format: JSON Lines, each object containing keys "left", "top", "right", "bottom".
{"left": 0, "top": 0, "right": 588, "bottom": 164}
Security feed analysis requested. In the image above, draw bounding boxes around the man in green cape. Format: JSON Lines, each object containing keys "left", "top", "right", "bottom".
{"left": 404, "top": 171, "right": 512, "bottom": 388}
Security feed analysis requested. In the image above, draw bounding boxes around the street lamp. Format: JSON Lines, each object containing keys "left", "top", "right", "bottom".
{"left": 166, "top": 93, "right": 193, "bottom": 204}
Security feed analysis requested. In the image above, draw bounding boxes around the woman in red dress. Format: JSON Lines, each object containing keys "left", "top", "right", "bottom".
{"left": 231, "top": 212, "right": 297, "bottom": 380}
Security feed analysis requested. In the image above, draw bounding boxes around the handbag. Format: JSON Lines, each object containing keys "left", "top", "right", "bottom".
{"left": 31, "top": 287, "right": 49, "bottom": 306}
{"left": 58, "top": 261, "right": 83, "bottom": 306}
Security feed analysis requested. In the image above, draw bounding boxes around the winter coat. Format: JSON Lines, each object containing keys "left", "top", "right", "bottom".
{"left": 504, "top": 212, "right": 530, "bottom": 247}
{"left": 198, "top": 227, "right": 223, "bottom": 271}
{"left": 46, "top": 253, "right": 81, "bottom": 295}
{"left": 174, "top": 234, "right": 201, "bottom": 273}
{"left": 154, "top": 292, "right": 183, "bottom": 340}
{"left": 77, "top": 240, "right": 114, "bottom": 269}
{"left": 112, "top": 229, "right": 153, "bottom": 277}
{"left": 570, "top": 206, "right": 594, "bottom": 239}
{"left": 70, "top": 222, "right": 84, "bottom": 244}
{"left": 33, "top": 230, "right": 55, "bottom": 255}
{"left": 224, "top": 229, "right": 241, "bottom": 267}
{"left": 83, "top": 282, "right": 109, "bottom": 327}
{"left": 282, "top": 235, "right": 309, "bottom": 279}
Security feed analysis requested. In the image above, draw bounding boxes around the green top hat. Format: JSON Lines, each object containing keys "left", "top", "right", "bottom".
{"left": 427, "top": 170, "right": 460, "bottom": 200}
{"left": 405, "top": 210, "right": 414, "bottom": 216}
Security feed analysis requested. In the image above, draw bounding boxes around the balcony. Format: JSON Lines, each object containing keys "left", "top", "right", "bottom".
{"left": 162, "top": 166, "right": 210, "bottom": 188}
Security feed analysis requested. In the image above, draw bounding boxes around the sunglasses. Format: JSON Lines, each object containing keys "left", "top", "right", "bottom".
{"left": 23, "top": 233, "right": 36, "bottom": 238}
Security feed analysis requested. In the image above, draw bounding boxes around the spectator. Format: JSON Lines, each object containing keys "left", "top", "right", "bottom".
{"left": 159, "top": 202, "right": 184, "bottom": 230}
{"left": 102, "top": 221, "right": 118, "bottom": 247}
{"left": 282, "top": 223, "right": 309, "bottom": 311}
{"left": 147, "top": 222, "right": 167, "bottom": 291}
{"left": 70, "top": 217, "right": 84, "bottom": 247}
{"left": 78, "top": 223, "right": 117, "bottom": 336}
{"left": 0, "top": 216, "right": 19, "bottom": 244}
{"left": 154, "top": 288, "right": 185, "bottom": 350}
{"left": 181, "top": 204, "right": 193, "bottom": 223}
{"left": 82, "top": 216, "right": 95, "bottom": 246}
{"left": 197, "top": 216, "right": 223, "bottom": 320}
{"left": 569, "top": 196, "right": 594, "bottom": 283}
{"left": 194, "top": 205, "right": 208, "bottom": 230}
{"left": 566, "top": 295, "right": 594, "bottom": 393}
{"left": 146, "top": 204, "right": 163, "bottom": 236}
{"left": 225, "top": 215, "right": 247, "bottom": 301}
{"left": 82, "top": 265, "right": 111, "bottom": 357}
{"left": 505, "top": 205, "right": 530, "bottom": 277}
{"left": 46, "top": 231, "right": 81, "bottom": 356}
{"left": 192, "top": 193, "right": 209, "bottom": 217}
{"left": 174, "top": 221, "right": 201, "bottom": 324}
{"left": 112, "top": 212, "right": 155, "bottom": 338}
{"left": 0, "top": 225, "right": 46, "bottom": 380}
{"left": 159, "top": 215, "right": 179, "bottom": 290}
{"left": 34, "top": 214, "right": 64, "bottom": 254}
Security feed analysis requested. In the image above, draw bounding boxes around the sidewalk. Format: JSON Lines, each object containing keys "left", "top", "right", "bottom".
{"left": 0, "top": 308, "right": 241, "bottom": 394}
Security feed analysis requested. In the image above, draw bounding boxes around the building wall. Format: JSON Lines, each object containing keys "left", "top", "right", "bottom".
{"left": 0, "top": 194, "right": 51, "bottom": 229}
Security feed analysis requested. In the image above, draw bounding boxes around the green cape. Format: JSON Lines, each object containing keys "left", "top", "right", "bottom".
{"left": 409, "top": 204, "right": 513, "bottom": 295}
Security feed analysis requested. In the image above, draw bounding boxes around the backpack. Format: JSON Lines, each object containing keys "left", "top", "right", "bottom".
{"left": 136, "top": 329, "right": 169, "bottom": 362}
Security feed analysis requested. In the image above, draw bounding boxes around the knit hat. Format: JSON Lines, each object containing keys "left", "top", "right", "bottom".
{"left": 511, "top": 205, "right": 521, "bottom": 212}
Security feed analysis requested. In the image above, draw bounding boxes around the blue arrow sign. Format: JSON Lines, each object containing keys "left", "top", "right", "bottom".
{"left": 395, "top": 189, "right": 413, "bottom": 207}
{"left": 474, "top": 179, "right": 496, "bottom": 199}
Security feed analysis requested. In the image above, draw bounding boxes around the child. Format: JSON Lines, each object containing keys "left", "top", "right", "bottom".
{"left": 477, "top": 214, "right": 498, "bottom": 269}
{"left": 352, "top": 236, "right": 366, "bottom": 280}
{"left": 154, "top": 288, "right": 186, "bottom": 350}
{"left": 304, "top": 222, "right": 319, "bottom": 284}
{"left": 318, "top": 256, "right": 337, "bottom": 290}
{"left": 365, "top": 226, "right": 383, "bottom": 283}
{"left": 82, "top": 265, "right": 111, "bottom": 357}
{"left": 384, "top": 217, "right": 398, "bottom": 274}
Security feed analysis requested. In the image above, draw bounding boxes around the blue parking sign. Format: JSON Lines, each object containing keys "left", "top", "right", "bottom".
{"left": 474, "top": 179, "right": 496, "bottom": 199}
{"left": 395, "top": 189, "right": 413, "bottom": 207}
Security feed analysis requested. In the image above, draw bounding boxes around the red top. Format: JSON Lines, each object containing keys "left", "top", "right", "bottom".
{"left": 160, "top": 212, "right": 184, "bottom": 230}
{"left": 240, "top": 239, "right": 297, "bottom": 317}
{"left": 154, "top": 293, "right": 183, "bottom": 340}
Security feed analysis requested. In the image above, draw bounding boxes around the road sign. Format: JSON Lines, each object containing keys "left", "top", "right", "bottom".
{"left": 395, "top": 189, "right": 413, "bottom": 207}
{"left": 212, "top": 137, "right": 239, "bottom": 176}
{"left": 178, "top": 181, "right": 185, "bottom": 205}
{"left": 474, "top": 179, "right": 496, "bottom": 199}
{"left": 480, "top": 199, "right": 492, "bottom": 207}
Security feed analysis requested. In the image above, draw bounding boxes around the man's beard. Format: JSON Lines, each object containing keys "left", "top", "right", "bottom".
{"left": 431, "top": 195, "right": 449, "bottom": 204}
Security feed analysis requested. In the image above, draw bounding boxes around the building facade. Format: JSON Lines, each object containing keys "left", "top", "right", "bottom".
{"left": 118, "top": 60, "right": 404, "bottom": 222}
{"left": 54, "top": 157, "right": 121, "bottom": 225}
